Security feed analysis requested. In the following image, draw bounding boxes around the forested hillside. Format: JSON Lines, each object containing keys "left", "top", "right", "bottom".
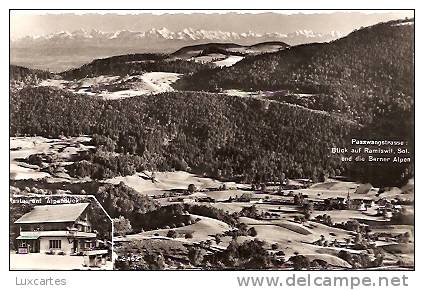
{"left": 58, "top": 41, "right": 289, "bottom": 80}
{"left": 174, "top": 19, "right": 414, "bottom": 128}
{"left": 10, "top": 65, "right": 52, "bottom": 86}
{"left": 172, "top": 19, "right": 415, "bottom": 186}
{"left": 170, "top": 41, "right": 289, "bottom": 58}
{"left": 11, "top": 86, "right": 355, "bottom": 183}
{"left": 9, "top": 19, "right": 414, "bottom": 187}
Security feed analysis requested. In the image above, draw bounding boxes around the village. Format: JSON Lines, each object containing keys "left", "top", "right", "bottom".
{"left": 8, "top": 135, "right": 414, "bottom": 270}
{"left": 113, "top": 173, "right": 414, "bottom": 270}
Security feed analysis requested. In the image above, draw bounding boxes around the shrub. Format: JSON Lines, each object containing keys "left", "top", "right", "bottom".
{"left": 338, "top": 250, "right": 352, "bottom": 263}
{"left": 27, "top": 154, "right": 43, "bottom": 167}
{"left": 247, "top": 227, "right": 258, "bottom": 237}
{"left": 215, "top": 234, "right": 222, "bottom": 244}
{"left": 310, "top": 260, "right": 320, "bottom": 269}
{"left": 188, "top": 184, "right": 196, "bottom": 193}
{"left": 167, "top": 230, "right": 178, "bottom": 239}
{"left": 276, "top": 250, "right": 285, "bottom": 256}
{"left": 289, "top": 255, "right": 310, "bottom": 270}
{"left": 113, "top": 216, "right": 133, "bottom": 236}
{"left": 239, "top": 205, "right": 260, "bottom": 218}
{"left": 188, "top": 248, "right": 203, "bottom": 266}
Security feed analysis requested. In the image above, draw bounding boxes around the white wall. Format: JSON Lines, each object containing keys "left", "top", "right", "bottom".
{"left": 39, "top": 237, "right": 73, "bottom": 254}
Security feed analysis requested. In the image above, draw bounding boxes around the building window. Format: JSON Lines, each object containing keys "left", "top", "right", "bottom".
{"left": 49, "top": 240, "right": 61, "bottom": 249}
{"left": 85, "top": 241, "right": 94, "bottom": 249}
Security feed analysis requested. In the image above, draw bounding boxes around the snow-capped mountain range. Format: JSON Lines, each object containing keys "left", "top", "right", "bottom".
{"left": 11, "top": 28, "right": 344, "bottom": 72}
{"left": 12, "top": 27, "right": 344, "bottom": 48}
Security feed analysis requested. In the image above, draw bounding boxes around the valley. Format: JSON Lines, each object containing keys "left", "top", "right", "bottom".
{"left": 9, "top": 17, "right": 414, "bottom": 270}
{"left": 9, "top": 135, "right": 414, "bottom": 270}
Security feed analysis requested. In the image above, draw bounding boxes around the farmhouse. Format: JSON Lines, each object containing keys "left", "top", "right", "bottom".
{"left": 347, "top": 199, "right": 374, "bottom": 211}
{"left": 14, "top": 203, "right": 100, "bottom": 255}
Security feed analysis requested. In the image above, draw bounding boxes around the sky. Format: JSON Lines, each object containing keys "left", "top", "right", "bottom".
{"left": 10, "top": 10, "right": 414, "bottom": 39}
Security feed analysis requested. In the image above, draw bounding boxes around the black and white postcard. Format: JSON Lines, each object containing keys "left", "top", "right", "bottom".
{"left": 9, "top": 9, "right": 414, "bottom": 273}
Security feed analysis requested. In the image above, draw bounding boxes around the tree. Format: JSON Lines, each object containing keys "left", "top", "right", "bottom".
{"left": 338, "top": 250, "right": 352, "bottom": 264}
{"left": 399, "top": 232, "right": 410, "bottom": 243}
{"left": 247, "top": 227, "right": 258, "bottom": 237}
{"left": 167, "top": 230, "right": 178, "bottom": 238}
{"left": 113, "top": 216, "right": 133, "bottom": 236}
{"left": 215, "top": 234, "right": 222, "bottom": 245}
{"left": 188, "top": 184, "right": 197, "bottom": 193}
{"left": 290, "top": 254, "right": 310, "bottom": 270}
{"left": 325, "top": 215, "right": 333, "bottom": 226}
{"left": 239, "top": 205, "right": 259, "bottom": 218}
{"left": 294, "top": 193, "right": 304, "bottom": 206}
{"left": 354, "top": 233, "right": 363, "bottom": 244}
{"left": 303, "top": 202, "right": 314, "bottom": 220}
{"left": 27, "top": 154, "right": 43, "bottom": 167}
{"left": 188, "top": 248, "right": 203, "bottom": 266}
{"left": 144, "top": 253, "right": 166, "bottom": 270}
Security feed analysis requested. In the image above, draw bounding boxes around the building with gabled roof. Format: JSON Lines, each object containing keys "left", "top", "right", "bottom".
{"left": 15, "top": 203, "right": 90, "bottom": 224}
{"left": 15, "top": 203, "right": 99, "bottom": 255}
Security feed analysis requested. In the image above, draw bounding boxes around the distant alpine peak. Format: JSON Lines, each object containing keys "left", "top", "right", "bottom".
{"left": 12, "top": 27, "right": 345, "bottom": 46}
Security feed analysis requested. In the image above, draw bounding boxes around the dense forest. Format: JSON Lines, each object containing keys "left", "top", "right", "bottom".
{"left": 171, "top": 19, "right": 415, "bottom": 185}
{"left": 10, "top": 86, "right": 355, "bottom": 183}
{"left": 170, "top": 41, "right": 289, "bottom": 58}
{"left": 171, "top": 43, "right": 245, "bottom": 57}
{"left": 9, "top": 19, "right": 414, "bottom": 186}
{"left": 10, "top": 65, "right": 52, "bottom": 88}
{"left": 174, "top": 19, "right": 414, "bottom": 129}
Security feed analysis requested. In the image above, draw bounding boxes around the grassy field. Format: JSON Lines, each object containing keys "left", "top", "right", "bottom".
{"left": 122, "top": 214, "right": 230, "bottom": 243}
{"left": 106, "top": 171, "right": 245, "bottom": 195}
{"left": 10, "top": 136, "right": 93, "bottom": 181}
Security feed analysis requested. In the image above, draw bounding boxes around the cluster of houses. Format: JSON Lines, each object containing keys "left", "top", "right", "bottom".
{"left": 312, "top": 191, "right": 404, "bottom": 217}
